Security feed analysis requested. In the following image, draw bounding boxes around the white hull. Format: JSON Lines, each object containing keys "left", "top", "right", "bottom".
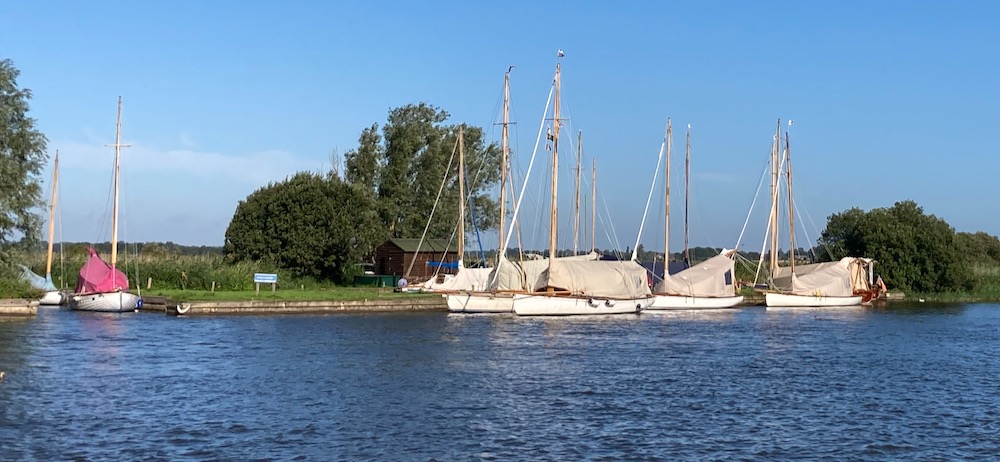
{"left": 512, "top": 294, "right": 649, "bottom": 316}
{"left": 446, "top": 293, "right": 514, "bottom": 313}
{"left": 39, "top": 290, "right": 68, "bottom": 306}
{"left": 70, "top": 291, "right": 141, "bottom": 312}
{"left": 765, "top": 292, "right": 862, "bottom": 308}
{"left": 646, "top": 294, "right": 744, "bottom": 311}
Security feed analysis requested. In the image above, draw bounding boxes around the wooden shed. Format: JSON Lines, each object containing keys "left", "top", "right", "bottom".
{"left": 374, "top": 238, "right": 459, "bottom": 279}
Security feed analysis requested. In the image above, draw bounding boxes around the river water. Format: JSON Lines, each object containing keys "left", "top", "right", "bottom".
{"left": 1, "top": 303, "right": 998, "bottom": 460}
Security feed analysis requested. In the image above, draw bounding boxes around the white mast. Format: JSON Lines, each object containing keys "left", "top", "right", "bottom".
{"left": 547, "top": 60, "right": 561, "bottom": 288}
{"left": 45, "top": 150, "right": 59, "bottom": 282}
{"left": 664, "top": 119, "right": 672, "bottom": 275}
{"left": 574, "top": 130, "right": 582, "bottom": 255}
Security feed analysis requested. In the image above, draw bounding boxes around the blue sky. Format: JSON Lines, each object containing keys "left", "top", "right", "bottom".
{"left": 3, "top": 1, "right": 998, "bottom": 251}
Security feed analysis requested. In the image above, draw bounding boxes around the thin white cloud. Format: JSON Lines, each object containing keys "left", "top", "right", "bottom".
{"left": 54, "top": 140, "right": 319, "bottom": 186}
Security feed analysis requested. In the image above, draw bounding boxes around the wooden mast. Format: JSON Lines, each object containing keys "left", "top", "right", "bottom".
{"left": 45, "top": 150, "right": 59, "bottom": 280}
{"left": 664, "top": 119, "right": 671, "bottom": 275}
{"left": 574, "top": 130, "right": 582, "bottom": 255}
{"left": 684, "top": 124, "right": 691, "bottom": 266}
{"left": 591, "top": 158, "right": 596, "bottom": 253}
{"left": 546, "top": 61, "right": 561, "bottom": 287}
{"left": 768, "top": 118, "right": 781, "bottom": 277}
{"left": 458, "top": 126, "right": 465, "bottom": 264}
{"left": 109, "top": 96, "right": 130, "bottom": 274}
{"left": 499, "top": 67, "right": 511, "bottom": 259}
{"left": 785, "top": 124, "right": 795, "bottom": 276}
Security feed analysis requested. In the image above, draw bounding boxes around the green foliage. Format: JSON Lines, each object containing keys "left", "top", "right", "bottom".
{"left": 223, "top": 172, "right": 381, "bottom": 283}
{"left": 0, "top": 59, "right": 48, "bottom": 274}
{"left": 817, "top": 200, "right": 973, "bottom": 292}
{"left": 343, "top": 103, "right": 501, "bottom": 241}
{"left": 954, "top": 232, "right": 1000, "bottom": 265}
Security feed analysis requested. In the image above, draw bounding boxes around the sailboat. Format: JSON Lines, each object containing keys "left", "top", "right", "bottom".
{"left": 19, "top": 151, "right": 68, "bottom": 305}
{"left": 68, "top": 97, "right": 142, "bottom": 313}
{"left": 641, "top": 121, "right": 744, "bottom": 311}
{"left": 510, "top": 54, "right": 651, "bottom": 316}
{"left": 761, "top": 120, "right": 874, "bottom": 308}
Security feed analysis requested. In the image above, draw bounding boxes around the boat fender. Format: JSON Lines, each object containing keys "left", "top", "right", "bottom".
{"left": 588, "top": 298, "right": 599, "bottom": 307}
{"left": 176, "top": 303, "right": 191, "bottom": 315}
{"left": 137, "top": 298, "right": 143, "bottom": 309}
{"left": 604, "top": 300, "right": 616, "bottom": 307}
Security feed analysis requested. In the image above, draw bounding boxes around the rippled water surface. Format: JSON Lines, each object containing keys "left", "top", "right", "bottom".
{"left": 1, "top": 303, "right": 999, "bottom": 460}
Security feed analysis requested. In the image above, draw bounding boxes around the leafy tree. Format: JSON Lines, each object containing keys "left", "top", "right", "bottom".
{"left": 343, "top": 103, "right": 501, "bottom": 242}
{"left": 224, "top": 172, "right": 380, "bottom": 283}
{"left": 818, "top": 200, "right": 972, "bottom": 292}
{"left": 954, "top": 231, "right": 1000, "bottom": 265}
{"left": 0, "top": 58, "right": 48, "bottom": 290}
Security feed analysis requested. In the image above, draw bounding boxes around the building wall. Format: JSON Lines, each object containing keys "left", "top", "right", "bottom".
{"left": 374, "top": 242, "right": 458, "bottom": 277}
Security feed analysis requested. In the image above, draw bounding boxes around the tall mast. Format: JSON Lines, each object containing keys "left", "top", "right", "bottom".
{"left": 684, "top": 124, "right": 691, "bottom": 266}
{"left": 664, "top": 119, "right": 671, "bottom": 272}
{"left": 591, "top": 158, "right": 596, "bottom": 253}
{"left": 458, "top": 126, "right": 465, "bottom": 264}
{"left": 45, "top": 150, "right": 59, "bottom": 279}
{"left": 768, "top": 118, "right": 781, "bottom": 277}
{"left": 785, "top": 123, "right": 795, "bottom": 276}
{"left": 499, "top": 67, "right": 511, "bottom": 259}
{"left": 574, "top": 130, "right": 582, "bottom": 255}
{"left": 547, "top": 61, "right": 561, "bottom": 280}
{"left": 109, "top": 96, "right": 130, "bottom": 272}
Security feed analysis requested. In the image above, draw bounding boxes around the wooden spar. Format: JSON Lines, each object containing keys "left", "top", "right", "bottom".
{"left": 458, "top": 126, "right": 465, "bottom": 263}
{"left": 785, "top": 125, "right": 795, "bottom": 276}
{"left": 664, "top": 119, "right": 671, "bottom": 272}
{"left": 591, "top": 158, "right": 596, "bottom": 253}
{"left": 108, "top": 96, "right": 131, "bottom": 272}
{"left": 574, "top": 130, "right": 582, "bottom": 255}
{"left": 45, "top": 150, "right": 59, "bottom": 279}
{"left": 499, "top": 67, "right": 511, "bottom": 257}
{"left": 547, "top": 62, "right": 561, "bottom": 285}
{"left": 768, "top": 118, "right": 781, "bottom": 277}
{"left": 684, "top": 124, "right": 691, "bottom": 265}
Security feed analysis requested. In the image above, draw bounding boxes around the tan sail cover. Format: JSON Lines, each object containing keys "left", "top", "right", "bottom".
{"left": 538, "top": 259, "right": 652, "bottom": 298}
{"left": 654, "top": 254, "right": 736, "bottom": 297}
{"left": 421, "top": 264, "right": 493, "bottom": 291}
{"left": 773, "top": 257, "right": 872, "bottom": 296}
{"left": 488, "top": 252, "right": 600, "bottom": 292}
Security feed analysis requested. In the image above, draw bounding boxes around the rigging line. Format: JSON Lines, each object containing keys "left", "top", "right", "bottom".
{"left": 405, "top": 136, "right": 460, "bottom": 278}
{"left": 490, "top": 84, "right": 554, "bottom": 287}
{"left": 632, "top": 129, "right": 667, "bottom": 261}
{"left": 734, "top": 149, "right": 777, "bottom": 252}
{"left": 498, "top": 86, "right": 553, "bottom": 261}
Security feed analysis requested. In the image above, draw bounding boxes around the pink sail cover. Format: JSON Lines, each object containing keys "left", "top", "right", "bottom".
{"left": 75, "top": 247, "right": 130, "bottom": 294}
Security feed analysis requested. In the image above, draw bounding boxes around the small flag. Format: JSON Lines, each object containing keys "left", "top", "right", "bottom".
{"left": 557, "top": 49, "right": 565, "bottom": 58}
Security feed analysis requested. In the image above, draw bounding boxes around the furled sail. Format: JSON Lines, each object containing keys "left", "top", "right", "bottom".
{"left": 75, "top": 247, "right": 130, "bottom": 294}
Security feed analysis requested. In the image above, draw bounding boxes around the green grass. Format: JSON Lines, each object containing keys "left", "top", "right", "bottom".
{"left": 142, "top": 288, "right": 439, "bottom": 302}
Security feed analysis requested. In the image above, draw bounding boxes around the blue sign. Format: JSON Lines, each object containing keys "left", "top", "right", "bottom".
{"left": 253, "top": 273, "right": 278, "bottom": 283}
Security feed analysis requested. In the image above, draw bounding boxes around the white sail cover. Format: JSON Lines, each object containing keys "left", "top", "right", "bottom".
{"left": 487, "top": 252, "right": 600, "bottom": 292}
{"left": 420, "top": 264, "right": 493, "bottom": 291}
{"left": 654, "top": 254, "right": 736, "bottom": 297}
{"left": 773, "top": 257, "right": 872, "bottom": 296}
{"left": 539, "top": 259, "right": 652, "bottom": 299}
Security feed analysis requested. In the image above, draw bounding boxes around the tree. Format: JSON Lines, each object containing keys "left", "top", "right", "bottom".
{"left": 343, "top": 103, "right": 501, "bottom": 242}
{"left": 817, "top": 200, "right": 972, "bottom": 292}
{"left": 224, "top": 172, "right": 380, "bottom": 283}
{"left": 0, "top": 58, "right": 48, "bottom": 282}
